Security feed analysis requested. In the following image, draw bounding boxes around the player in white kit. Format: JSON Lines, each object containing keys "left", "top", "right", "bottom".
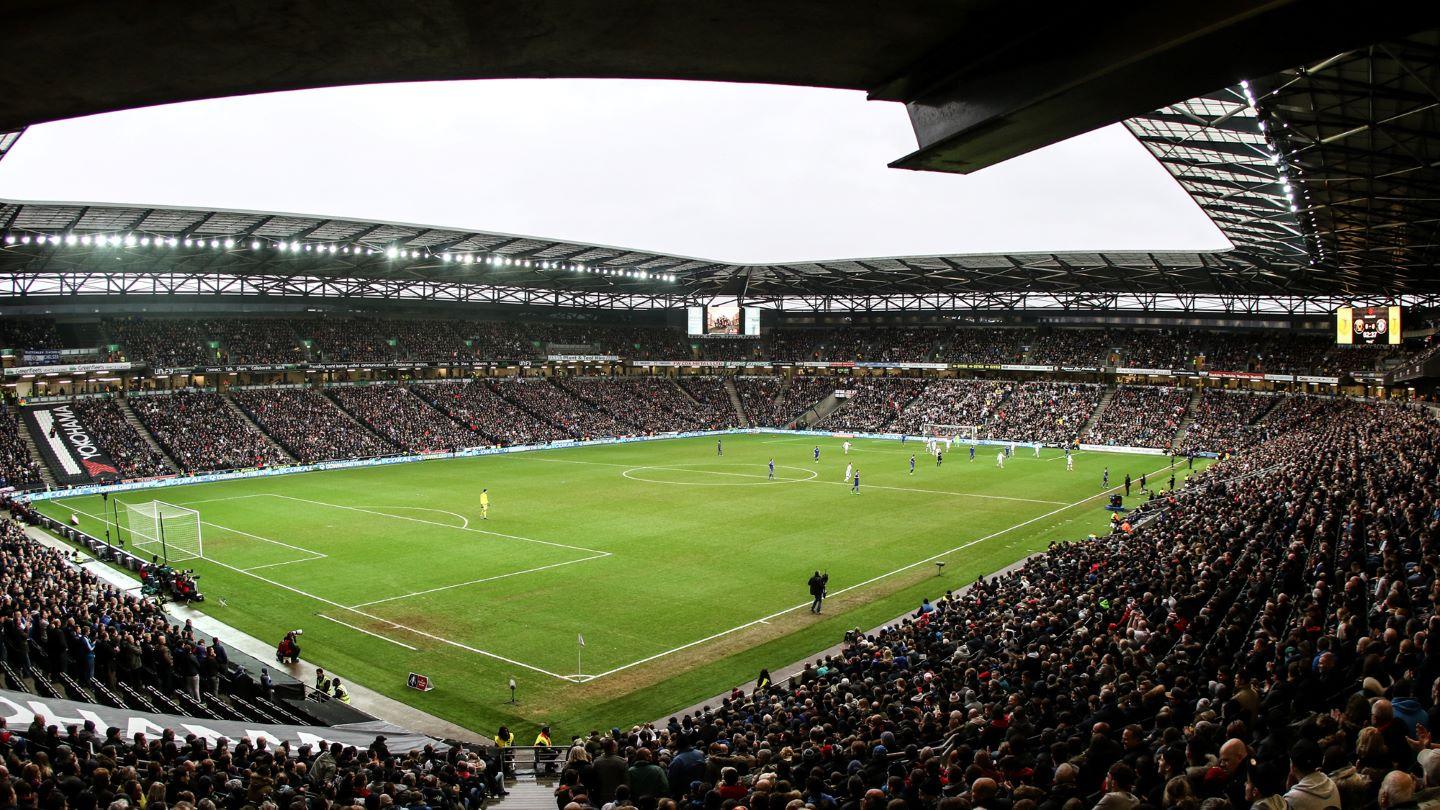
{"left": 996, "top": 451, "right": 1006, "bottom": 469}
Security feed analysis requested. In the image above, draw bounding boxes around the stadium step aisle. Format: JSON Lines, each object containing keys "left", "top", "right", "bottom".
{"left": 118, "top": 396, "right": 181, "bottom": 471}
{"left": 795, "top": 390, "right": 841, "bottom": 428}
{"left": 1078, "top": 385, "right": 1115, "bottom": 436}
{"left": 1172, "top": 387, "right": 1204, "bottom": 447}
{"left": 488, "top": 775, "right": 559, "bottom": 810}
{"left": 14, "top": 419, "right": 58, "bottom": 489}
{"left": 722, "top": 378, "right": 749, "bottom": 427}
{"left": 221, "top": 391, "right": 296, "bottom": 463}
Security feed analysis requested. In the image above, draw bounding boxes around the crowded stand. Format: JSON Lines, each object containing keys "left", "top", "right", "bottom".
{"left": 988, "top": 381, "right": 1105, "bottom": 444}
{"left": 534, "top": 323, "right": 690, "bottom": 360}
{"left": 555, "top": 377, "right": 737, "bottom": 433}
{"left": 1176, "top": 389, "right": 1278, "bottom": 456}
{"left": 0, "top": 317, "right": 59, "bottom": 353}
{"left": 214, "top": 318, "right": 308, "bottom": 366}
{"left": 327, "top": 384, "right": 479, "bottom": 452}
{"left": 1085, "top": 384, "right": 1190, "bottom": 448}
{"left": 824, "top": 378, "right": 929, "bottom": 432}
{"left": 230, "top": 387, "right": 396, "bottom": 463}
{"left": 0, "top": 407, "right": 44, "bottom": 490}
{"left": 733, "top": 377, "right": 834, "bottom": 427}
{"left": 936, "top": 329, "right": 1025, "bottom": 365}
{"left": 888, "top": 380, "right": 1009, "bottom": 436}
{"left": 678, "top": 378, "right": 742, "bottom": 422}
{"left": 411, "top": 380, "right": 569, "bottom": 446}
{"left": 127, "top": 390, "right": 288, "bottom": 473}
{"left": 489, "top": 378, "right": 631, "bottom": 439}
{"left": 108, "top": 318, "right": 217, "bottom": 369}
{"left": 66, "top": 397, "right": 175, "bottom": 478}
{"left": 19, "top": 315, "right": 1430, "bottom": 374}
{"left": 1026, "top": 328, "right": 1120, "bottom": 366}
{"left": 304, "top": 317, "right": 396, "bottom": 364}
{"left": 694, "top": 338, "right": 761, "bottom": 361}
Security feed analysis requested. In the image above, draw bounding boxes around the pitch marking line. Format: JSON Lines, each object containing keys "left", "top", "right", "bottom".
{"left": 170, "top": 494, "right": 272, "bottom": 506}
{"left": 527, "top": 455, "right": 1066, "bottom": 504}
{"left": 621, "top": 464, "right": 817, "bottom": 487}
{"left": 582, "top": 460, "right": 1177, "bottom": 681}
{"left": 368, "top": 505, "right": 470, "bottom": 529}
{"left": 242, "top": 555, "right": 326, "bottom": 572}
{"left": 266, "top": 494, "right": 606, "bottom": 555}
{"left": 348, "top": 551, "right": 611, "bottom": 608}
{"left": 60, "top": 502, "right": 579, "bottom": 682}
{"left": 318, "top": 614, "right": 418, "bottom": 650}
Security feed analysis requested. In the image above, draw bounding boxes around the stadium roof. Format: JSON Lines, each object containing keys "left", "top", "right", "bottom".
{"left": 0, "top": 199, "right": 1424, "bottom": 314}
{"left": 1, "top": 24, "right": 1437, "bottom": 314}
{"left": 1127, "top": 27, "right": 1440, "bottom": 297}
{"left": 2, "top": 2, "right": 1431, "bottom": 174}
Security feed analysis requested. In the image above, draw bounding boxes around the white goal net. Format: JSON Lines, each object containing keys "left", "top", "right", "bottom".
{"left": 921, "top": 424, "right": 980, "bottom": 443}
{"left": 122, "top": 501, "right": 203, "bottom": 563}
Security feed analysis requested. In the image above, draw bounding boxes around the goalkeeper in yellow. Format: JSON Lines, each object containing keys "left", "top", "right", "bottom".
{"left": 480, "top": 488, "right": 490, "bottom": 520}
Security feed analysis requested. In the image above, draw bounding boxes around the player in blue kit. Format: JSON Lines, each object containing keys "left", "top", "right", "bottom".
{"left": 717, "top": 438, "right": 722, "bottom": 455}
{"left": 813, "top": 445, "right": 820, "bottom": 463}
{"left": 768, "top": 458, "right": 775, "bottom": 479}
{"left": 851, "top": 468, "right": 861, "bottom": 493}
{"left": 909, "top": 454, "right": 916, "bottom": 475}
{"left": 969, "top": 444, "right": 976, "bottom": 461}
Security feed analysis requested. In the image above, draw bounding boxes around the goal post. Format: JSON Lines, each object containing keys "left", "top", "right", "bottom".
{"left": 920, "top": 424, "right": 980, "bottom": 443}
{"left": 119, "top": 500, "right": 203, "bottom": 564}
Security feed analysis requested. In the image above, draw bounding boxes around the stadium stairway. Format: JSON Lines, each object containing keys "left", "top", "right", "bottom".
{"left": 117, "top": 397, "right": 180, "bottom": 472}
{"left": 325, "top": 386, "right": 397, "bottom": 446}
{"left": 722, "top": 377, "right": 750, "bottom": 427}
{"left": 16, "top": 422, "right": 59, "bottom": 489}
{"left": 487, "top": 774, "right": 557, "bottom": 810}
{"left": 1172, "top": 387, "right": 1204, "bottom": 447}
{"left": 1079, "top": 385, "right": 1116, "bottom": 437}
{"left": 795, "top": 391, "right": 842, "bottom": 429}
{"left": 221, "top": 391, "right": 296, "bottom": 463}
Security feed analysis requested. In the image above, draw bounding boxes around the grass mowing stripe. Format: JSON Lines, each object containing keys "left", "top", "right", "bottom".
{"left": 583, "top": 459, "right": 1176, "bottom": 680}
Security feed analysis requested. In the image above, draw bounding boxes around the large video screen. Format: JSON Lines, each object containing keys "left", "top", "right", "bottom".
{"left": 1336, "top": 305, "right": 1401, "bottom": 345}
{"left": 687, "top": 305, "right": 760, "bottom": 337}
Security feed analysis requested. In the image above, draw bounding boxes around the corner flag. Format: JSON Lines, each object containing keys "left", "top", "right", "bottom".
{"left": 578, "top": 633, "right": 585, "bottom": 647}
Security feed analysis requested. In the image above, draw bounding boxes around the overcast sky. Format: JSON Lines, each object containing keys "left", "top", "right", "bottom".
{"left": 0, "top": 80, "right": 1229, "bottom": 264}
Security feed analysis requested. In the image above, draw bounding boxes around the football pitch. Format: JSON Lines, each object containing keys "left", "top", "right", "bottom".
{"left": 34, "top": 433, "right": 1208, "bottom": 736}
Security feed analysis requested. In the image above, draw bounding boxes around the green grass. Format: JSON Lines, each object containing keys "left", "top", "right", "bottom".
{"left": 34, "top": 434, "right": 1207, "bottom": 738}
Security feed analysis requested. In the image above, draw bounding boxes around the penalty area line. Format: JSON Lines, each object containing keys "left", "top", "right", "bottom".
{"left": 58, "top": 504, "right": 578, "bottom": 683}
{"left": 349, "top": 551, "right": 612, "bottom": 608}
{"left": 266, "top": 494, "right": 604, "bottom": 555}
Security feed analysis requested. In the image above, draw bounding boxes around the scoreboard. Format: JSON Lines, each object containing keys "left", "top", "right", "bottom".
{"left": 1336, "top": 306, "right": 1401, "bottom": 345}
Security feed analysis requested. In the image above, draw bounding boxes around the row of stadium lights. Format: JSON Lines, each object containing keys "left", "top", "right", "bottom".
{"left": 1241, "top": 80, "right": 1323, "bottom": 266}
{"left": 0, "top": 232, "right": 679, "bottom": 282}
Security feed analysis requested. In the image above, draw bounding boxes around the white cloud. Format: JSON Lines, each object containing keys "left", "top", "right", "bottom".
{"left": 0, "top": 80, "right": 1229, "bottom": 264}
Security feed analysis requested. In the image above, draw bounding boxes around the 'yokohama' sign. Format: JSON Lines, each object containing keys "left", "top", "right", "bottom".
{"left": 24, "top": 404, "right": 122, "bottom": 485}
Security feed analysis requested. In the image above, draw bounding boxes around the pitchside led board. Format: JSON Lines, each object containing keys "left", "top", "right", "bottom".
{"left": 1336, "top": 305, "right": 1402, "bottom": 345}
{"left": 687, "top": 304, "right": 760, "bottom": 337}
